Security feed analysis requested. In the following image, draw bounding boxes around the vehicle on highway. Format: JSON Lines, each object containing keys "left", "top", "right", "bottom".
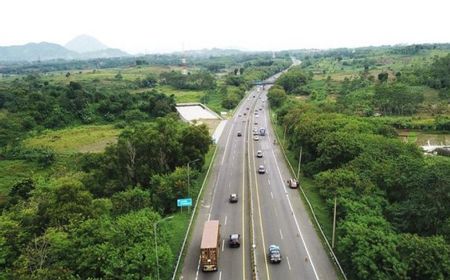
{"left": 237, "top": 131, "right": 242, "bottom": 137}
{"left": 268, "top": 244, "right": 282, "bottom": 263}
{"left": 253, "top": 136, "right": 259, "bottom": 141}
{"left": 287, "top": 178, "right": 299, "bottom": 189}
{"left": 257, "top": 150, "right": 263, "bottom": 158}
{"left": 254, "top": 122, "right": 258, "bottom": 125}
{"left": 258, "top": 165, "right": 266, "bottom": 174}
{"left": 229, "top": 193, "right": 238, "bottom": 203}
{"left": 200, "top": 220, "right": 220, "bottom": 272}
{"left": 253, "top": 128, "right": 259, "bottom": 135}
{"left": 259, "top": 128, "right": 266, "bottom": 136}
{"left": 238, "top": 114, "right": 241, "bottom": 117}
{"left": 246, "top": 107, "right": 249, "bottom": 110}
{"left": 243, "top": 112, "right": 247, "bottom": 116}
{"left": 229, "top": 234, "right": 240, "bottom": 248}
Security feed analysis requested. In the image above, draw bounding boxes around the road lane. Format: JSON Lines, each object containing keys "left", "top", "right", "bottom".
{"left": 182, "top": 74, "right": 338, "bottom": 280}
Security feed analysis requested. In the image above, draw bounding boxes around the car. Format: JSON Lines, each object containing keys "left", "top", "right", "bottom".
{"left": 268, "top": 244, "right": 282, "bottom": 263}
{"left": 229, "top": 193, "right": 238, "bottom": 203}
{"left": 246, "top": 107, "right": 250, "bottom": 110}
{"left": 259, "top": 108, "right": 263, "bottom": 111}
{"left": 253, "top": 136, "right": 259, "bottom": 141}
{"left": 238, "top": 114, "right": 242, "bottom": 117}
{"left": 258, "top": 165, "right": 265, "bottom": 174}
{"left": 229, "top": 234, "right": 240, "bottom": 248}
{"left": 254, "top": 122, "right": 258, "bottom": 125}
{"left": 287, "top": 178, "right": 299, "bottom": 189}
{"left": 257, "top": 150, "right": 263, "bottom": 158}
{"left": 237, "top": 131, "right": 242, "bottom": 137}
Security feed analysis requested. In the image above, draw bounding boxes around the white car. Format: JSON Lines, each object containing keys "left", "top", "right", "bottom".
{"left": 258, "top": 165, "right": 266, "bottom": 174}
{"left": 257, "top": 150, "right": 263, "bottom": 158}
{"left": 253, "top": 136, "right": 259, "bottom": 141}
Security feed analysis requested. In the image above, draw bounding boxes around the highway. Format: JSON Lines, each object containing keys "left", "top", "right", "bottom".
{"left": 181, "top": 73, "right": 338, "bottom": 280}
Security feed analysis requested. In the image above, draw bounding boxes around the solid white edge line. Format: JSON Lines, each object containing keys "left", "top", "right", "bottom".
{"left": 270, "top": 145, "right": 320, "bottom": 280}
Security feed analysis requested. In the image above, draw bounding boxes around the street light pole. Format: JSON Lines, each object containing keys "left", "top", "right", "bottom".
{"left": 187, "top": 159, "right": 200, "bottom": 199}
{"left": 154, "top": 216, "right": 174, "bottom": 280}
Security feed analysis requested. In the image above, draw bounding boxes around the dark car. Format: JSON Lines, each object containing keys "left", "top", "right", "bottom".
{"left": 268, "top": 245, "right": 281, "bottom": 263}
{"left": 229, "top": 193, "right": 238, "bottom": 203}
{"left": 229, "top": 234, "right": 240, "bottom": 248}
{"left": 237, "top": 131, "right": 242, "bottom": 137}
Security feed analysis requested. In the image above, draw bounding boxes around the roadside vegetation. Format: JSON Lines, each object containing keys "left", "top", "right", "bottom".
{"left": 0, "top": 52, "right": 290, "bottom": 278}
{"left": 269, "top": 44, "right": 450, "bottom": 280}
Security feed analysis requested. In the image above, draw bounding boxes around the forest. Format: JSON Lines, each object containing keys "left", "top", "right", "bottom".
{"left": 0, "top": 53, "right": 290, "bottom": 279}
{"left": 269, "top": 48, "right": 450, "bottom": 279}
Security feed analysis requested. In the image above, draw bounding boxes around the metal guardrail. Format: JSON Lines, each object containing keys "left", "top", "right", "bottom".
{"left": 269, "top": 111, "right": 348, "bottom": 280}
{"left": 171, "top": 143, "right": 219, "bottom": 280}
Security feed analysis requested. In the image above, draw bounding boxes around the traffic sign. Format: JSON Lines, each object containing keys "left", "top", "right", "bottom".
{"left": 177, "top": 198, "right": 192, "bottom": 207}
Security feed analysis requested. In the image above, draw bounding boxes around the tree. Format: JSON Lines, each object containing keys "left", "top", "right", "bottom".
{"left": 378, "top": 72, "right": 389, "bottom": 83}
{"left": 337, "top": 214, "right": 407, "bottom": 280}
{"left": 276, "top": 66, "right": 313, "bottom": 94}
{"left": 111, "top": 188, "right": 152, "bottom": 216}
{"left": 267, "top": 85, "right": 287, "bottom": 107}
{"left": 399, "top": 234, "right": 450, "bottom": 280}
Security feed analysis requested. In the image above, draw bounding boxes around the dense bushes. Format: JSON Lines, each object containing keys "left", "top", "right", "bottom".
{"left": 0, "top": 116, "right": 211, "bottom": 279}
{"left": 0, "top": 76, "right": 177, "bottom": 149}
{"left": 275, "top": 102, "right": 450, "bottom": 279}
{"left": 160, "top": 70, "right": 216, "bottom": 90}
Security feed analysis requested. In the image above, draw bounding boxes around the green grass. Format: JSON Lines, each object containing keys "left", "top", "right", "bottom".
{"left": 161, "top": 145, "right": 216, "bottom": 278}
{"left": 407, "top": 132, "right": 418, "bottom": 143}
{"left": 157, "top": 85, "right": 205, "bottom": 103}
{"left": 23, "top": 125, "right": 121, "bottom": 154}
{"left": 203, "top": 90, "right": 227, "bottom": 113}
{"left": 0, "top": 160, "right": 38, "bottom": 199}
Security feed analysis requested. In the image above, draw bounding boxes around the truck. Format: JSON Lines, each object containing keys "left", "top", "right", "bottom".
{"left": 200, "top": 220, "right": 220, "bottom": 272}
{"left": 259, "top": 127, "right": 266, "bottom": 136}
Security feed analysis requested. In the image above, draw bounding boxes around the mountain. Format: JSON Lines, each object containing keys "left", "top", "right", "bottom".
{"left": 0, "top": 42, "right": 78, "bottom": 62}
{"left": 79, "top": 48, "right": 129, "bottom": 59}
{"left": 0, "top": 36, "right": 129, "bottom": 62}
{"left": 65, "top": 34, "right": 109, "bottom": 53}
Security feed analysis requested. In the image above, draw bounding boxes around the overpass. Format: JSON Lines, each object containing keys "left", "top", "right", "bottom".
{"left": 252, "top": 80, "right": 275, "bottom": 86}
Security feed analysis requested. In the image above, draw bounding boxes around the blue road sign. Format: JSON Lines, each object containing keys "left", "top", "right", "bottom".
{"left": 177, "top": 198, "right": 192, "bottom": 207}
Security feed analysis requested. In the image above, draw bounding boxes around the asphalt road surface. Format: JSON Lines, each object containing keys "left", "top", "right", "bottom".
{"left": 181, "top": 78, "right": 338, "bottom": 280}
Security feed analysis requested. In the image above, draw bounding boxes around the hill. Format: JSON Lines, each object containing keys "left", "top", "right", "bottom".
{"left": 0, "top": 42, "right": 78, "bottom": 62}
{"left": 65, "top": 34, "right": 109, "bottom": 53}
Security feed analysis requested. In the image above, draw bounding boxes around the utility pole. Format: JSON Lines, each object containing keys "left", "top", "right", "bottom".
{"left": 187, "top": 159, "right": 200, "bottom": 212}
{"left": 297, "top": 146, "right": 302, "bottom": 179}
{"left": 332, "top": 195, "right": 337, "bottom": 248}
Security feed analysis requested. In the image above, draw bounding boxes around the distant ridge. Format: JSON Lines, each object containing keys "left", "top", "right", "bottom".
{"left": 65, "top": 34, "right": 109, "bottom": 53}
{"left": 0, "top": 35, "right": 128, "bottom": 62}
{"left": 0, "top": 42, "right": 78, "bottom": 62}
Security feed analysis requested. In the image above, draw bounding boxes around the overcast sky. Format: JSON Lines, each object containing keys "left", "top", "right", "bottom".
{"left": 1, "top": 0, "right": 449, "bottom": 54}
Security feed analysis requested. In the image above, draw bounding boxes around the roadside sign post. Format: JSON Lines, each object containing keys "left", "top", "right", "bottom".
{"left": 177, "top": 198, "right": 192, "bottom": 213}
